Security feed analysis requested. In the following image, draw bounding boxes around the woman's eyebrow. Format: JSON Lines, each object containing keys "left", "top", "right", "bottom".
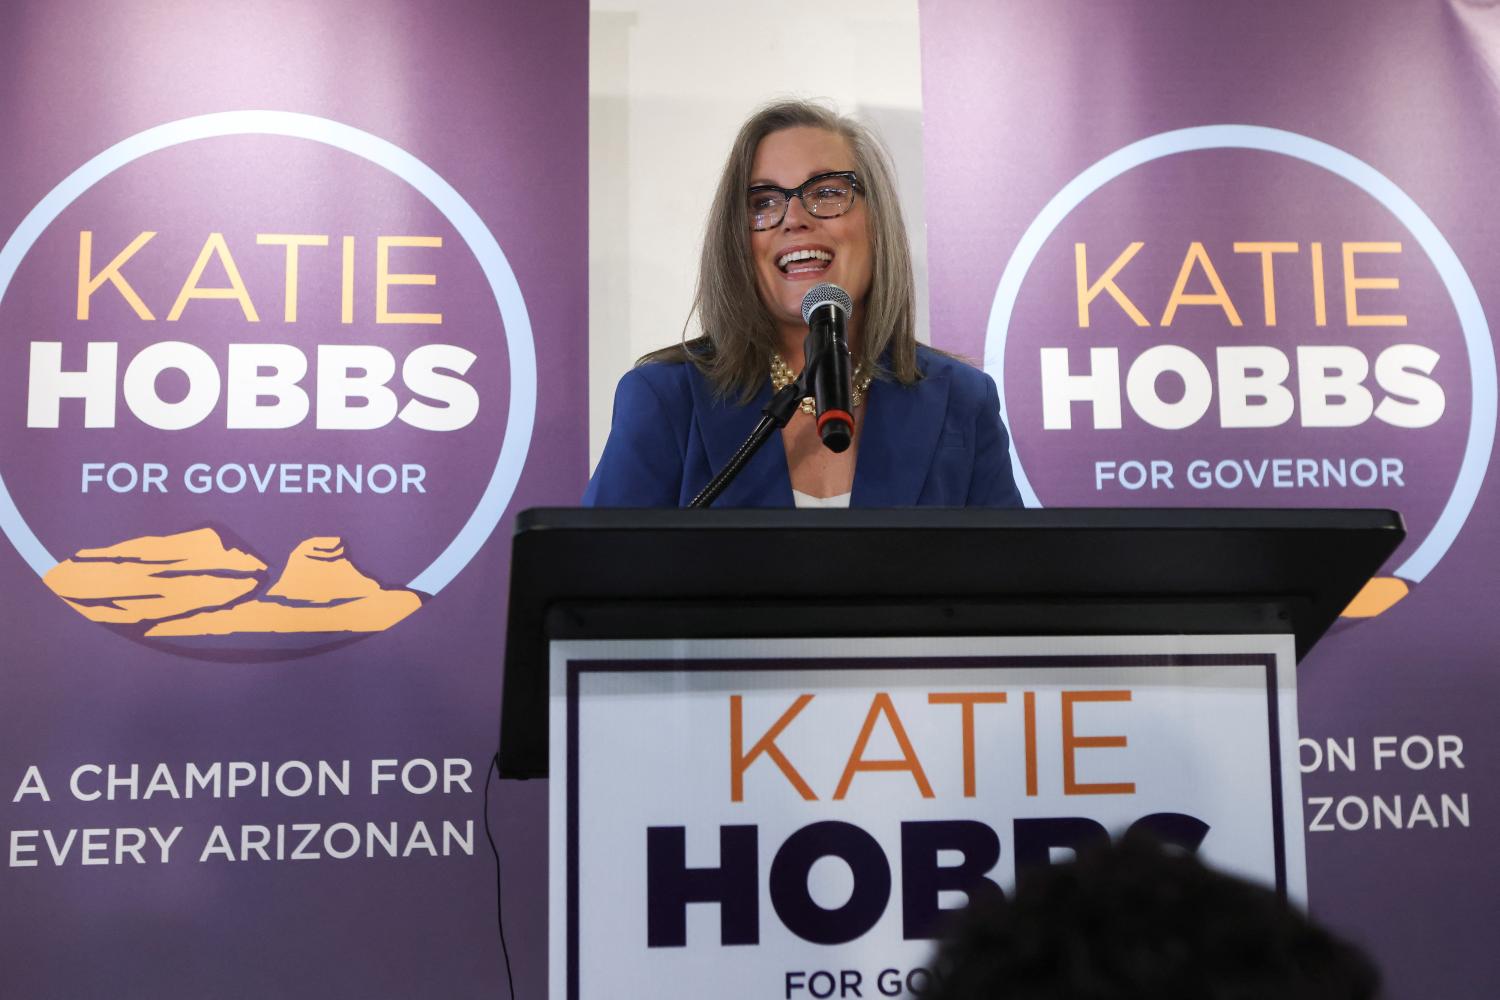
{"left": 747, "top": 168, "right": 843, "bottom": 187}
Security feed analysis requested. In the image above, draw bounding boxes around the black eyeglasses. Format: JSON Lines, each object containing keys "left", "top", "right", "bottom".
{"left": 747, "top": 171, "right": 861, "bottom": 231}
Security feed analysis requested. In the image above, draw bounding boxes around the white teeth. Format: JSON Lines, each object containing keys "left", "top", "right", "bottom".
{"left": 777, "top": 249, "right": 833, "bottom": 271}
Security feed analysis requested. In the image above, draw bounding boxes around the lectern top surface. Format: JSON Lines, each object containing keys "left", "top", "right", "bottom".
{"left": 517, "top": 506, "right": 1400, "bottom": 532}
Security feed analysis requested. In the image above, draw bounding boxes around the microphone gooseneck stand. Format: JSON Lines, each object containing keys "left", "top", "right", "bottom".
{"left": 688, "top": 377, "right": 806, "bottom": 509}
{"left": 690, "top": 288, "right": 853, "bottom": 508}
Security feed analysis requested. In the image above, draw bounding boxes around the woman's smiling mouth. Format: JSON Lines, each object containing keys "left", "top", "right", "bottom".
{"left": 777, "top": 246, "right": 834, "bottom": 276}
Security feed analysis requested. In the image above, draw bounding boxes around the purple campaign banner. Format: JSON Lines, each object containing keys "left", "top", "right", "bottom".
{"left": 920, "top": 1, "right": 1498, "bottom": 996}
{"left": 0, "top": 3, "right": 584, "bottom": 997}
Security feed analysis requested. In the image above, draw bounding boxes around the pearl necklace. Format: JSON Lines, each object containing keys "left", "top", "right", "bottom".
{"left": 769, "top": 354, "right": 874, "bottom": 416}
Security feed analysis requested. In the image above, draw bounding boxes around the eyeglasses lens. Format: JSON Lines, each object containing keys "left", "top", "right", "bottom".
{"left": 805, "top": 178, "right": 854, "bottom": 217}
{"left": 749, "top": 190, "right": 789, "bottom": 231}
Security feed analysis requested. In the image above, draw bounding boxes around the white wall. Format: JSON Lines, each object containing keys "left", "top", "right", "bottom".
{"left": 588, "top": 0, "right": 927, "bottom": 468}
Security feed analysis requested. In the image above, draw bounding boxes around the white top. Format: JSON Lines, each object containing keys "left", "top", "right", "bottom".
{"left": 792, "top": 490, "right": 852, "bottom": 509}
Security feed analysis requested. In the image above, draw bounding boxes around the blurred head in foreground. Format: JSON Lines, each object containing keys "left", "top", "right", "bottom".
{"left": 925, "top": 833, "right": 1380, "bottom": 1000}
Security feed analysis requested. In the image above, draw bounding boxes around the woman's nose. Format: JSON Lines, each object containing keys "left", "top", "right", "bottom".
{"left": 781, "top": 194, "right": 816, "bottom": 229}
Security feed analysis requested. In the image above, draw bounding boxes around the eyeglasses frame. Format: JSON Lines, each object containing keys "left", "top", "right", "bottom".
{"left": 747, "top": 171, "right": 863, "bottom": 231}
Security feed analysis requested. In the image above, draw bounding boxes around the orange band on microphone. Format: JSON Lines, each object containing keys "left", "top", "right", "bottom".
{"left": 817, "top": 409, "right": 853, "bottom": 432}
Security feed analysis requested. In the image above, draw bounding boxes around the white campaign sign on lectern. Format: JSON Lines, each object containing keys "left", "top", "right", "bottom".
{"left": 549, "top": 635, "right": 1304, "bottom": 1000}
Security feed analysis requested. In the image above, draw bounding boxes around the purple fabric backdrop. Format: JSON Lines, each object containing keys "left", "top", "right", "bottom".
{"left": 0, "top": 3, "right": 584, "bottom": 997}
{"left": 921, "top": 1, "right": 1499, "bottom": 996}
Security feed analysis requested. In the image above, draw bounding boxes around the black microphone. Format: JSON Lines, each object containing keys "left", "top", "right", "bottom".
{"left": 800, "top": 283, "right": 854, "bottom": 453}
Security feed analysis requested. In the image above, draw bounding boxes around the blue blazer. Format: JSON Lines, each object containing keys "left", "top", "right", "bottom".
{"left": 583, "top": 346, "right": 1023, "bottom": 508}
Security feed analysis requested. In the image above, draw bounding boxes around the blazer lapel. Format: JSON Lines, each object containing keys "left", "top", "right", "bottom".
{"left": 689, "top": 374, "right": 794, "bottom": 507}
{"left": 851, "top": 367, "right": 949, "bottom": 506}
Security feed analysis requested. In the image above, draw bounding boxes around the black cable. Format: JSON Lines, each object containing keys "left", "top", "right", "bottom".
{"left": 484, "top": 751, "right": 517, "bottom": 999}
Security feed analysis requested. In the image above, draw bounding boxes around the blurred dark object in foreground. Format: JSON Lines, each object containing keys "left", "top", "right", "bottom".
{"left": 925, "top": 833, "right": 1380, "bottom": 1000}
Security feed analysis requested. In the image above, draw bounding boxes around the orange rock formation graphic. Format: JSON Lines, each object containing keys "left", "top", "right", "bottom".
{"left": 1340, "top": 575, "right": 1409, "bottom": 618}
{"left": 44, "top": 529, "right": 420, "bottom": 637}
{"left": 43, "top": 528, "right": 266, "bottom": 624}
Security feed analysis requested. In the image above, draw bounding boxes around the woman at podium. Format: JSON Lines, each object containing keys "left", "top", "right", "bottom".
{"left": 585, "top": 100, "right": 1022, "bottom": 509}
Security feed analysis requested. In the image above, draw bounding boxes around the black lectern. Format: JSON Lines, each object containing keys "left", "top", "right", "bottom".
{"left": 500, "top": 507, "right": 1403, "bottom": 779}
{"left": 503, "top": 507, "right": 1404, "bottom": 1000}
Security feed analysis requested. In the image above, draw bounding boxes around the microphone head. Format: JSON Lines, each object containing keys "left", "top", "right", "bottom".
{"left": 800, "top": 283, "right": 853, "bottom": 325}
